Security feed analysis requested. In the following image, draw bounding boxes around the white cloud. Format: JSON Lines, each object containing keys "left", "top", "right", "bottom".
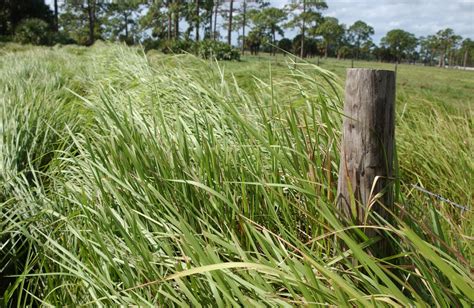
{"left": 321, "top": 0, "right": 474, "bottom": 42}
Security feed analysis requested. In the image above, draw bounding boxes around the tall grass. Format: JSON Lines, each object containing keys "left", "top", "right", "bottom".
{"left": 1, "top": 44, "right": 472, "bottom": 306}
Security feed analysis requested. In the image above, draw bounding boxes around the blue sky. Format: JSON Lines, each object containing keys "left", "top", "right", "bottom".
{"left": 46, "top": 0, "right": 474, "bottom": 43}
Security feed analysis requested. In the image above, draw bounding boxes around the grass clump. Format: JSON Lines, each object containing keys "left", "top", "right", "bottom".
{"left": 1, "top": 44, "right": 472, "bottom": 306}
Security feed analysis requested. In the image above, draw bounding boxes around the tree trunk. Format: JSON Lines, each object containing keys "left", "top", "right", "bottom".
{"left": 227, "top": 0, "right": 233, "bottom": 45}
{"left": 87, "top": 0, "right": 95, "bottom": 46}
{"left": 439, "top": 47, "right": 447, "bottom": 68}
{"left": 242, "top": 0, "right": 246, "bottom": 54}
{"left": 54, "top": 0, "right": 59, "bottom": 32}
{"left": 174, "top": 1, "right": 180, "bottom": 39}
{"left": 167, "top": 9, "right": 172, "bottom": 40}
{"left": 208, "top": 6, "right": 212, "bottom": 39}
{"left": 356, "top": 41, "right": 360, "bottom": 60}
{"left": 213, "top": 1, "right": 219, "bottom": 40}
{"left": 300, "top": 0, "right": 306, "bottom": 58}
{"left": 124, "top": 13, "right": 128, "bottom": 39}
{"left": 195, "top": 0, "right": 199, "bottom": 41}
{"left": 272, "top": 29, "right": 276, "bottom": 56}
{"left": 463, "top": 49, "right": 468, "bottom": 68}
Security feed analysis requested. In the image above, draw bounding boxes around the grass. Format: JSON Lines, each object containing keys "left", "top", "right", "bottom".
{"left": 1, "top": 43, "right": 473, "bottom": 306}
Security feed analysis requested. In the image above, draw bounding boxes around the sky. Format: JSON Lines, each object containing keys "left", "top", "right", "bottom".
{"left": 320, "top": 0, "right": 474, "bottom": 43}
{"left": 45, "top": 0, "right": 474, "bottom": 44}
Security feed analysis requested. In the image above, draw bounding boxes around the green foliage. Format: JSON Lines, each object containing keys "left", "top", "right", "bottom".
{"left": 0, "top": 0, "right": 53, "bottom": 36}
{"left": 103, "top": 2, "right": 141, "bottom": 44}
{"left": 249, "top": 7, "right": 287, "bottom": 55}
{"left": 194, "top": 40, "right": 241, "bottom": 60}
{"left": 160, "top": 39, "right": 194, "bottom": 54}
{"left": 348, "top": 20, "right": 374, "bottom": 59}
{"left": 13, "top": 18, "right": 51, "bottom": 45}
{"left": 1, "top": 44, "right": 472, "bottom": 306}
{"left": 381, "top": 29, "right": 418, "bottom": 62}
{"left": 284, "top": 0, "right": 328, "bottom": 32}
{"left": 313, "top": 17, "right": 345, "bottom": 57}
{"left": 277, "top": 37, "right": 292, "bottom": 53}
{"left": 284, "top": 0, "right": 327, "bottom": 57}
{"left": 158, "top": 39, "right": 240, "bottom": 61}
{"left": 50, "top": 31, "right": 77, "bottom": 45}
{"left": 60, "top": 0, "right": 107, "bottom": 45}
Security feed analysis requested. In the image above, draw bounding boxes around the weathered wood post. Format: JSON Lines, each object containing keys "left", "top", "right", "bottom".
{"left": 337, "top": 69, "right": 396, "bottom": 255}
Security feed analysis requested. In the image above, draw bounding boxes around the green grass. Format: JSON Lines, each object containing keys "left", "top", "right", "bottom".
{"left": 1, "top": 43, "right": 473, "bottom": 306}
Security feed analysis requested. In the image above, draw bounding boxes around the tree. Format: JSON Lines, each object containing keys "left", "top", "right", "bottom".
{"left": 139, "top": 1, "right": 168, "bottom": 40}
{"left": 435, "top": 28, "right": 461, "bottom": 67}
{"left": 104, "top": 2, "right": 141, "bottom": 43}
{"left": 245, "top": 27, "right": 265, "bottom": 55}
{"left": 195, "top": 0, "right": 200, "bottom": 41}
{"left": 226, "top": 0, "right": 234, "bottom": 45}
{"left": 285, "top": 0, "right": 327, "bottom": 58}
{"left": 233, "top": 1, "right": 253, "bottom": 54}
{"left": 201, "top": 0, "right": 215, "bottom": 40}
{"left": 233, "top": 1, "right": 268, "bottom": 54}
{"left": 381, "top": 29, "right": 418, "bottom": 63}
{"left": 419, "top": 35, "right": 440, "bottom": 66}
{"left": 251, "top": 7, "right": 286, "bottom": 55}
{"left": 166, "top": 0, "right": 182, "bottom": 40}
{"left": 313, "top": 17, "right": 344, "bottom": 58}
{"left": 460, "top": 38, "right": 474, "bottom": 67}
{"left": 212, "top": 0, "right": 221, "bottom": 40}
{"left": 0, "top": 0, "right": 53, "bottom": 37}
{"left": 348, "top": 20, "right": 374, "bottom": 59}
{"left": 54, "top": 0, "right": 59, "bottom": 31}
{"left": 62, "top": 0, "right": 105, "bottom": 45}
{"left": 14, "top": 18, "right": 51, "bottom": 45}
{"left": 278, "top": 37, "right": 292, "bottom": 53}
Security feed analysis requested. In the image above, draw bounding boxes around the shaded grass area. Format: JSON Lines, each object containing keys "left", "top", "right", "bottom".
{"left": 1, "top": 44, "right": 473, "bottom": 306}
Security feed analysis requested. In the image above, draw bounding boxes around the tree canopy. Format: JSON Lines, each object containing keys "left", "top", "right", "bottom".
{"left": 1, "top": 0, "right": 472, "bottom": 67}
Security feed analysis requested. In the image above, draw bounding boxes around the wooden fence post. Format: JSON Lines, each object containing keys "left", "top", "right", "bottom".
{"left": 337, "top": 69, "right": 396, "bottom": 255}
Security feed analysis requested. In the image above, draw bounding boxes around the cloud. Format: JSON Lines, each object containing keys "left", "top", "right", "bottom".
{"left": 320, "top": 0, "right": 474, "bottom": 42}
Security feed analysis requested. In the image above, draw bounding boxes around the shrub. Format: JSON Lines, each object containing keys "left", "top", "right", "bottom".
{"left": 278, "top": 38, "right": 292, "bottom": 53}
{"left": 160, "top": 39, "right": 193, "bottom": 54}
{"left": 142, "top": 38, "right": 160, "bottom": 52}
{"left": 14, "top": 18, "right": 51, "bottom": 45}
{"left": 153, "top": 39, "right": 240, "bottom": 61}
{"left": 51, "top": 31, "right": 77, "bottom": 45}
{"left": 194, "top": 40, "right": 240, "bottom": 61}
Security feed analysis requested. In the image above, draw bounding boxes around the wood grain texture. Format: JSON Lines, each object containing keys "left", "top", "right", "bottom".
{"left": 337, "top": 69, "right": 396, "bottom": 230}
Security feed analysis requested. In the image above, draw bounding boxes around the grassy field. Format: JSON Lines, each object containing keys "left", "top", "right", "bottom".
{"left": 1, "top": 43, "right": 473, "bottom": 306}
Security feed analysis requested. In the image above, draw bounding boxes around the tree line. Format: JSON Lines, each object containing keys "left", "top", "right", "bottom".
{"left": 1, "top": 0, "right": 473, "bottom": 67}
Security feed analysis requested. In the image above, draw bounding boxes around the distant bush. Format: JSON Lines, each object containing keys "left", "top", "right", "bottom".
{"left": 278, "top": 38, "right": 293, "bottom": 53}
{"left": 14, "top": 18, "right": 51, "bottom": 45}
{"left": 194, "top": 40, "right": 240, "bottom": 61}
{"left": 143, "top": 39, "right": 239, "bottom": 61}
{"left": 51, "top": 31, "right": 77, "bottom": 45}
{"left": 161, "top": 39, "right": 193, "bottom": 54}
{"left": 0, "top": 35, "right": 12, "bottom": 43}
